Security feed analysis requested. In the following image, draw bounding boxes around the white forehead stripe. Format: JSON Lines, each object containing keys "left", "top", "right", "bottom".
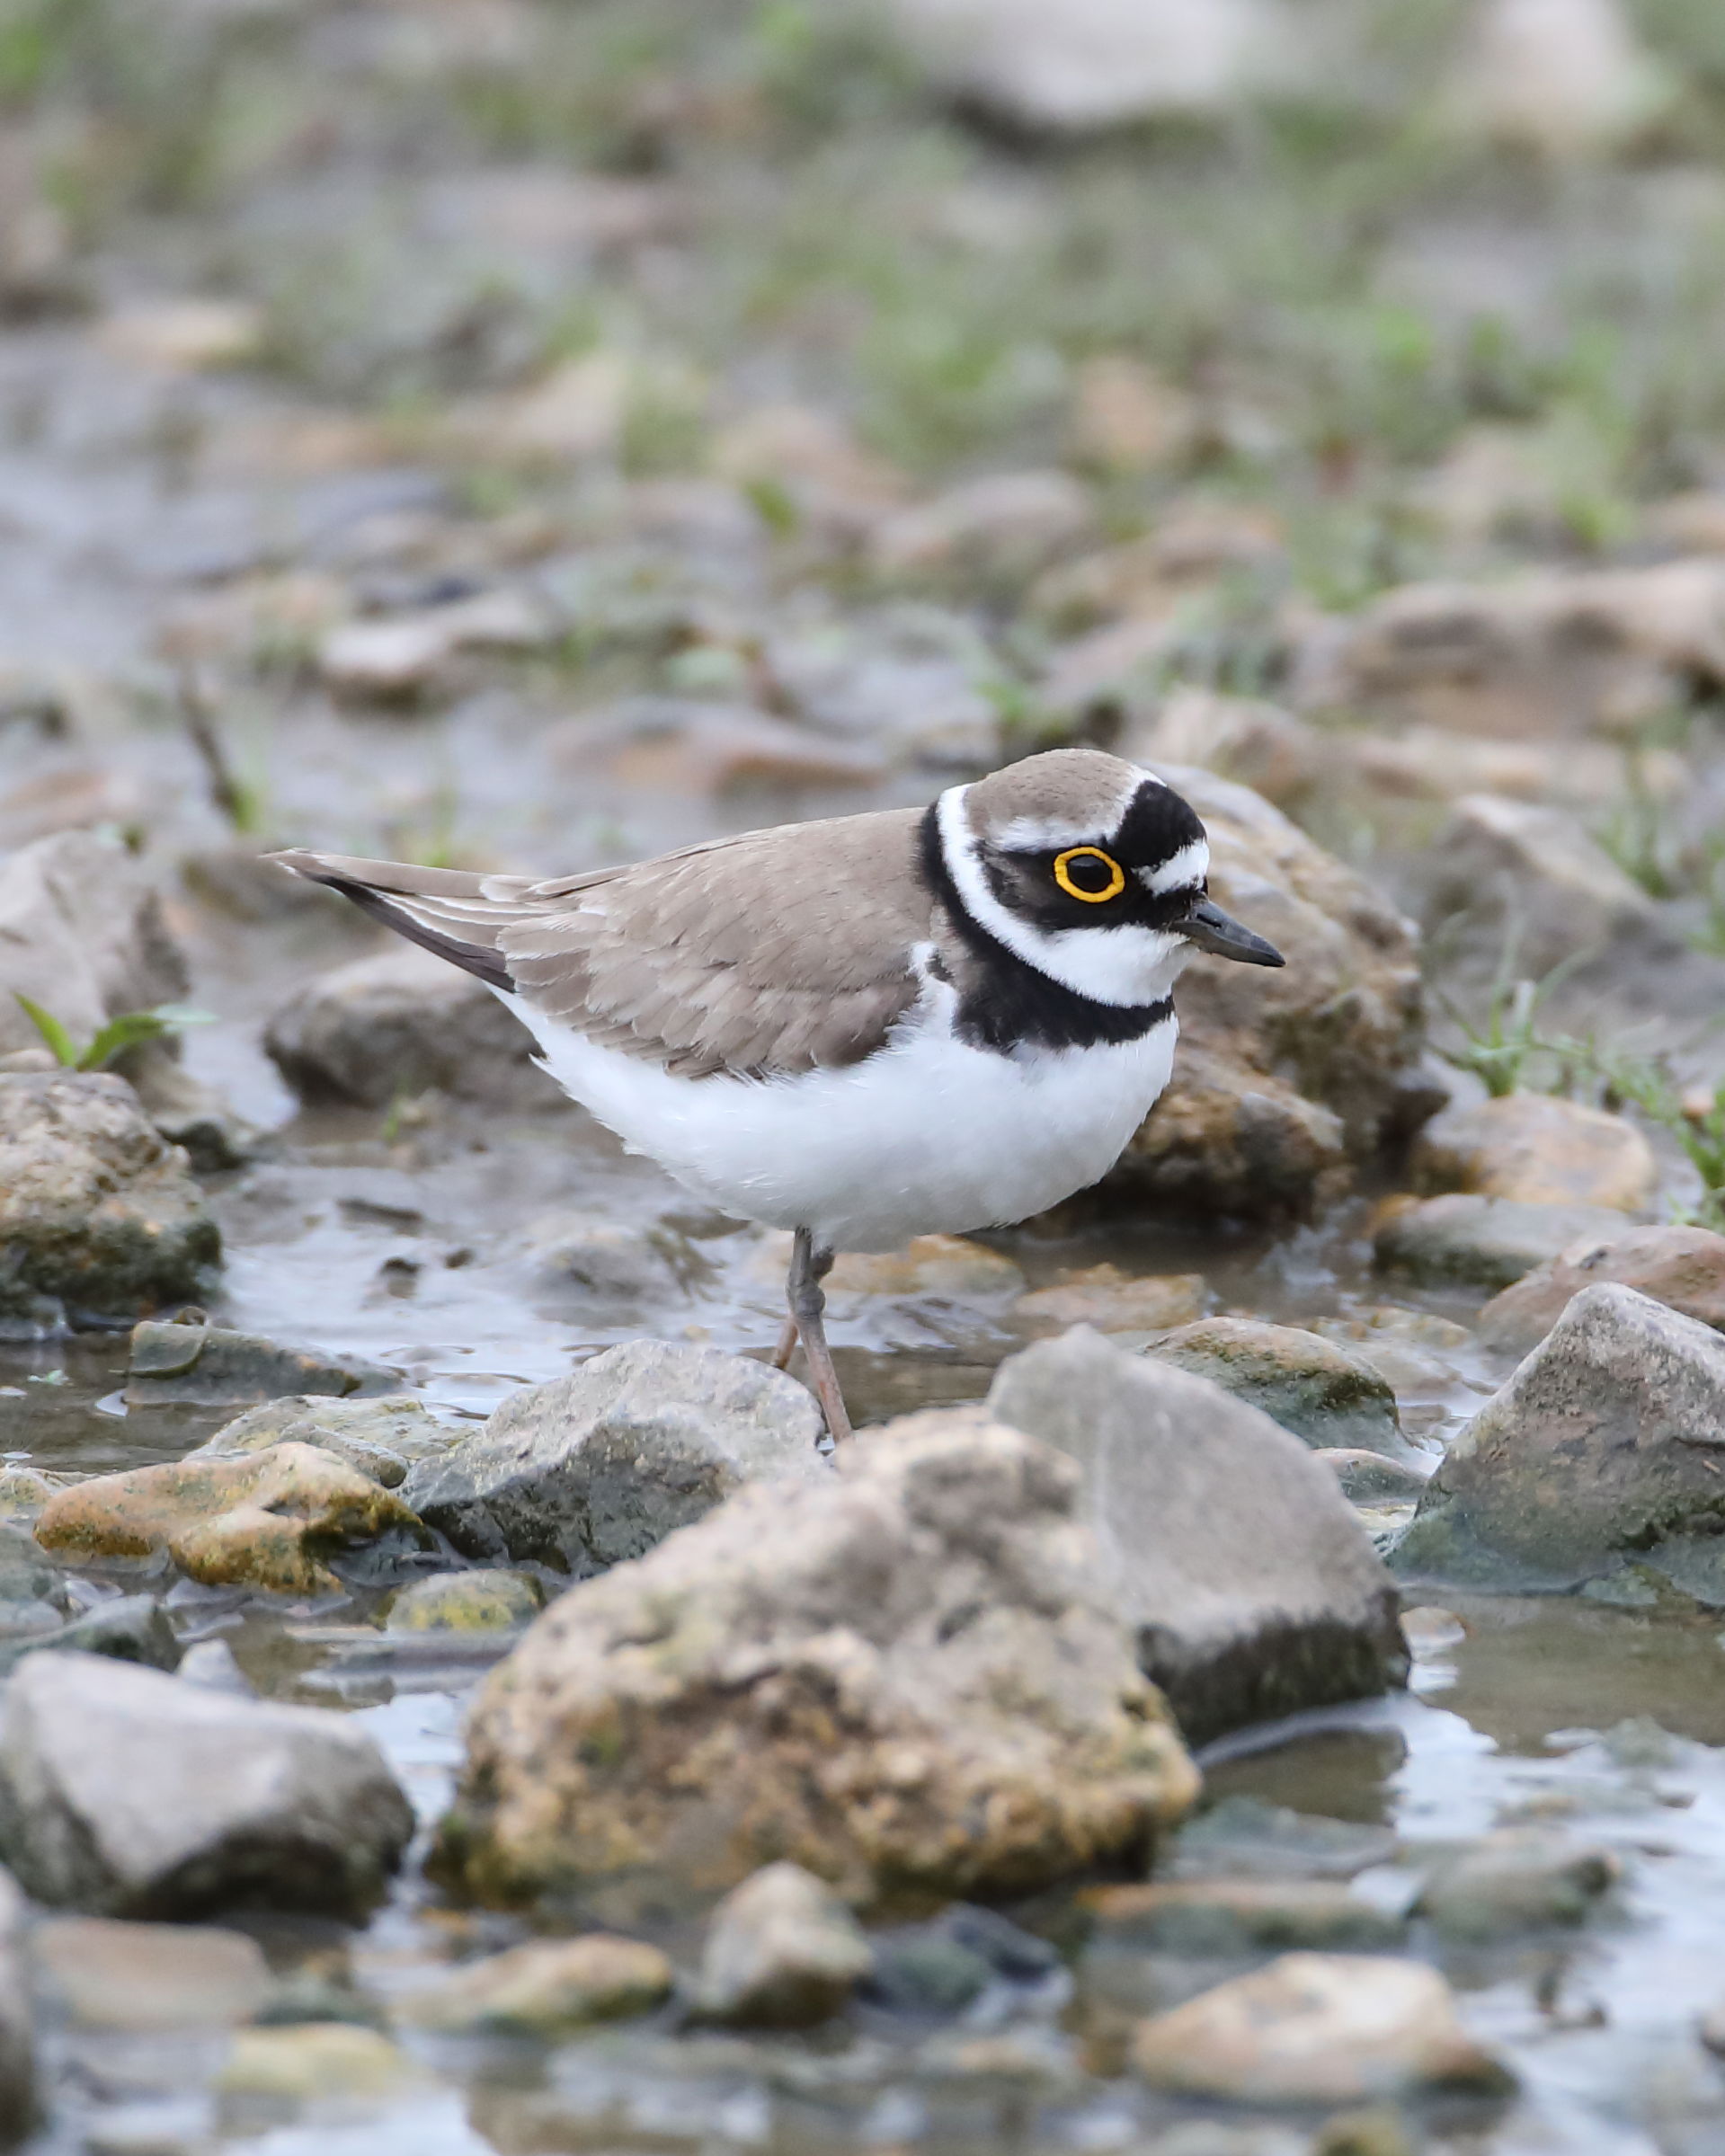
{"left": 935, "top": 785, "right": 1193, "bottom": 1010}
{"left": 1140, "top": 838, "right": 1209, "bottom": 896}
{"left": 991, "top": 810, "right": 1131, "bottom": 852}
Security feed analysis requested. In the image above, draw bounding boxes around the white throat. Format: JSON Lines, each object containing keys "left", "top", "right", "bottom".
{"left": 935, "top": 784, "right": 1196, "bottom": 1008}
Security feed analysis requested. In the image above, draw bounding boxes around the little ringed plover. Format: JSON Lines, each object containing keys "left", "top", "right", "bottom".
{"left": 272, "top": 746, "right": 1283, "bottom": 1442}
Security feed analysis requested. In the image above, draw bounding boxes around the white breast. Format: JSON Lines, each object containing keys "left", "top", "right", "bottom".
{"left": 508, "top": 983, "right": 1177, "bottom": 1252}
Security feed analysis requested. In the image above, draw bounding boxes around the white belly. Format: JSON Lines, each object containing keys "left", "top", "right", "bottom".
{"left": 511, "top": 989, "right": 1177, "bottom": 1252}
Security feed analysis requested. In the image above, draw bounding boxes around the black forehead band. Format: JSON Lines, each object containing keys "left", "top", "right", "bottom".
{"left": 1097, "top": 776, "right": 1206, "bottom": 869}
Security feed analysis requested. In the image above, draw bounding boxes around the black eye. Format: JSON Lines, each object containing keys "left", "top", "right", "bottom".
{"left": 1053, "top": 847, "right": 1125, "bottom": 902}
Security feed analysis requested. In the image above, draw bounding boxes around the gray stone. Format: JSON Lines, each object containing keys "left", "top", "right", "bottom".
{"left": 0, "top": 1651, "right": 413, "bottom": 1918}
{"left": 1420, "top": 793, "right": 1667, "bottom": 981}
{"left": 1394, "top": 1284, "right": 1725, "bottom": 1590}
{"left": 405, "top": 1338, "right": 827, "bottom": 1571}
{"left": 174, "top": 1639, "right": 254, "bottom": 1695}
{"left": 1477, "top": 1223, "right": 1725, "bottom": 1355}
{"left": 187, "top": 1392, "right": 456, "bottom": 1490}
{"left": 1415, "top": 1832, "right": 1618, "bottom": 1941}
{"left": 436, "top": 1410, "right": 1197, "bottom": 1911}
{"left": 987, "top": 1328, "right": 1408, "bottom": 1744}
{"left": 0, "top": 1872, "right": 32, "bottom": 2146}
{"left": 1147, "top": 1318, "right": 1401, "bottom": 1453}
{"left": 0, "top": 1074, "right": 219, "bottom": 1331}
{"left": 1313, "top": 1451, "right": 1430, "bottom": 1504}
{"left": 125, "top": 1322, "right": 400, "bottom": 1408}
{"left": 34, "top": 1914, "right": 271, "bottom": 2030}
{"left": 0, "top": 1597, "right": 179, "bottom": 1680}
{"left": 264, "top": 945, "right": 548, "bottom": 1110}
{"left": 1374, "top": 1193, "right": 1632, "bottom": 1291}
{"left": 695, "top": 1862, "right": 874, "bottom": 2027}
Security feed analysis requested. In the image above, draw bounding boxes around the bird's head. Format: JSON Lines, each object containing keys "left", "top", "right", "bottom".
{"left": 934, "top": 747, "right": 1284, "bottom": 1008}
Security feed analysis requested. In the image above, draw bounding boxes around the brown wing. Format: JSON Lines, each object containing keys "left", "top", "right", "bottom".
{"left": 270, "top": 807, "right": 935, "bottom": 1078}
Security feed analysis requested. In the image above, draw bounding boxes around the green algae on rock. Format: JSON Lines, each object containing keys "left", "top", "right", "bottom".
{"left": 385, "top": 1569, "right": 544, "bottom": 1634}
{"left": 1146, "top": 1317, "right": 1401, "bottom": 1453}
{"left": 34, "top": 1442, "right": 427, "bottom": 1595}
{"left": 433, "top": 1411, "right": 1196, "bottom": 1913}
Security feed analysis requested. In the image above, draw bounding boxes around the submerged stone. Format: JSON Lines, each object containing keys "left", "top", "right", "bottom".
{"left": 125, "top": 1322, "right": 399, "bottom": 1407}
{"left": 385, "top": 1570, "right": 544, "bottom": 1634}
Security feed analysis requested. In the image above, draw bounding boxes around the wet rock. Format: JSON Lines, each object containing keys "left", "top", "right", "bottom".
{"left": 1415, "top": 1831, "right": 1618, "bottom": 1939}
{"left": 1147, "top": 1318, "right": 1401, "bottom": 1453}
{"left": 864, "top": 1904, "right": 1056, "bottom": 2017}
{"left": 1374, "top": 1193, "right": 1632, "bottom": 1291}
{"left": 35, "top": 1916, "right": 271, "bottom": 2029}
{"left": 1083, "top": 1878, "right": 1404, "bottom": 1955}
{"left": 0, "top": 1074, "right": 219, "bottom": 1332}
{"left": 35, "top": 1443, "right": 426, "bottom": 1597}
{"left": 1477, "top": 1223, "right": 1725, "bottom": 1354}
{"left": 1420, "top": 794, "right": 1664, "bottom": 980}
{"left": 0, "top": 1596, "right": 179, "bottom": 1679}
{"left": 868, "top": 471, "right": 1092, "bottom": 585}
{"left": 437, "top": 1410, "right": 1197, "bottom": 1910}
{"left": 264, "top": 945, "right": 547, "bottom": 1111}
{"left": 1445, "top": 0, "right": 1673, "bottom": 158}
{"left": 1311, "top": 1308, "right": 1473, "bottom": 1394}
{"left": 1013, "top": 1266, "right": 1205, "bottom": 1336}
{"left": 987, "top": 1329, "right": 1408, "bottom": 1743}
{"left": 1315, "top": 1452, "right": 1430, "bottom": 1504}
{"left": 1131, "top": 1954, "right": 1509, "bottom": 2104}
{"left": 385, "top": 1570, "right": 544, "bottom": 1633}
{"left": 216, "top": 2025, "right": 414, "bottom": 2100}
{"left": 405, "top": 1934, "right": 673, "bottom": 2035}
{"left": 695, "top": 1862, "right": 874, "bottom": 2028}
{"left": 0, "top": 1651, "right": 413, "bottom": 1918}
{"left": 1395, "top": 1284, "right": 1725, "bottom": 1589}
{"left": 1413, "top": 1094, "right": 1656, "bottom": 1213}
{"left": 404, "top": 1339, "right": 825, "bottom": 1572}
{"left": 881, "top": 0, "right": 1291, "bottom": 131}
{"left": 190, "top": 1390, "right": 455, "bottom": 1471}
{"left": 1103, "top": 768, "right": 1428, "bottom": 1220}
{"left": 124, "top": 1321, "right": 399, "bottom": 1408}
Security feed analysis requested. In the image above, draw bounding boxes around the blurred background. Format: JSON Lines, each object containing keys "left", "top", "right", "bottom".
{"left": 8, "top": 0, "right": 1725, "bottom": 1102}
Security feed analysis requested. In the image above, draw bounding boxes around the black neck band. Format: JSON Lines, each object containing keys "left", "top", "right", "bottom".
{"left": 917, "top": 804, "right": 1177, "bottom": 1055}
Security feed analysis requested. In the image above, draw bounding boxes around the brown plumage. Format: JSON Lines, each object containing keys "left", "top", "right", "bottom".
{"left": 271, "top": 804, "right": 940, "bottom": 1079}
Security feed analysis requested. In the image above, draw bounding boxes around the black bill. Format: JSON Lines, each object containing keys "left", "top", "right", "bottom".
{"left": 1178, "top": 894, "right": 1285, "bottom": 967}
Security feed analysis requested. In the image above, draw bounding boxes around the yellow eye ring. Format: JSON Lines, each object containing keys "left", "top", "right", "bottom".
{"left": 1053, "top": 846, "right": 1125, "bottom": 903}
